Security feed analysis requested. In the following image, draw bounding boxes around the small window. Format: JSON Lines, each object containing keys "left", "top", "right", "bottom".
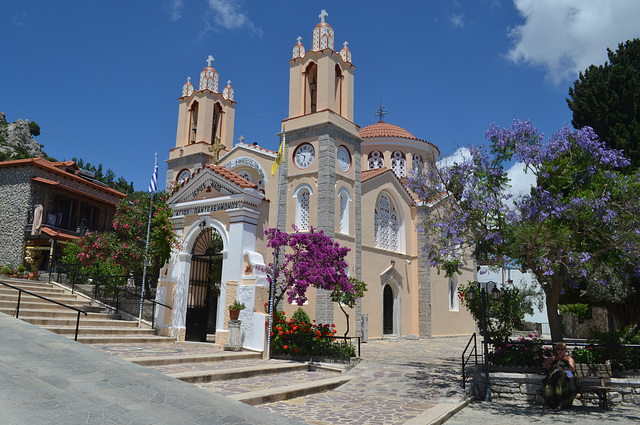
{"left": 368, "top": 151, "right": 384, "bottom": 169}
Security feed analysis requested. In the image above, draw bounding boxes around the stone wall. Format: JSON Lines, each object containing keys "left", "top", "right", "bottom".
{"left": 473, "top": 370, "right": 640, "bottom": 408}
{"left": 0, "top": 166, "right": 32, "bottom": 266}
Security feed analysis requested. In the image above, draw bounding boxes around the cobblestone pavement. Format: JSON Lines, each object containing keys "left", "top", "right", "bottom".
{"left": 446, "top": 400, "right": 640, "bottom": 424}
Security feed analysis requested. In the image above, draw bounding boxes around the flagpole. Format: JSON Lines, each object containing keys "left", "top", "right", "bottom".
{"left": 267, "top": 125, "right": 285, "bottom": 359}
{"left": 139, "top": 153, "right": 158, "bottom": 327}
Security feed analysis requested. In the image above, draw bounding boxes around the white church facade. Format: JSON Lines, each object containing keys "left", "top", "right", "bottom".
{"left": 154, "top": 11, "right": 475, "bottom": 351}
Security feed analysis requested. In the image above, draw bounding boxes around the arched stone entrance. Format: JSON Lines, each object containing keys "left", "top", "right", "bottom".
{"left": 185, "top": 227, "right": 223, "bottom": 342}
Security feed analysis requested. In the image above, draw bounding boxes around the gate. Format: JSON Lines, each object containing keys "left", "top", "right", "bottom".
{"left": 185, "top": 228, "right": 223, "bottom": 342}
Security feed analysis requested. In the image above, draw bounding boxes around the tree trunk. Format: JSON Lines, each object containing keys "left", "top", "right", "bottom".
{"left": 545, "top": 276, "right": 564, "bottom": 342}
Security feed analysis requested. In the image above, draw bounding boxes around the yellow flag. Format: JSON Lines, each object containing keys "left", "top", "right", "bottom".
{"left": 271, "top": 125, "right": 285, "bottom": 175}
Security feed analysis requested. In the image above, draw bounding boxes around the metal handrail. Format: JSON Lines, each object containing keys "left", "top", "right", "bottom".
{"left": 461, "top": 332, "right": 478, "bottom": 389}
{"left": 50, "top": 262, "right": 171, "bottom": 328}
{"left": 0, "top": 280, "right": 87, "bottom": 341}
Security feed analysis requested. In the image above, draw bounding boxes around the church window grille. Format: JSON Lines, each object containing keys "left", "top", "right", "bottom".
{"left": 368, "top": 151, "right": 384, "bottom": 170}
{"left": 238, "top": 171, "right": 251, "bottom": 182}
{"left": 294, "top": 184, "right": 313, "bottom": 231}
{"left": 391, "top": 151, "right": 406, "bottom": 178}
{"left": 412, "top": 153, "right": 423, "bottom": 174}
{"left": 375, "top": 194, "right": 400, "bottom": 251}
{"left": 339, "top": 189, "right": 350, "bottom": 235}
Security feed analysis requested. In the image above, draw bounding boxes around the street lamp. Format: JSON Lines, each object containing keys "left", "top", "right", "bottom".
{"left": 466, "top": 280, "right": 500, "bottom": 402}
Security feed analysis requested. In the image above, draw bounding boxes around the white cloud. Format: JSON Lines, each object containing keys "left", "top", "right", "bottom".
{"left": 505, "top": 162, "right": 535, "bottom": 197}
{"left": 507, "top": 0, "right": 640, "bottom": 85}
{"left": 450, "top": 14, "right": 464, "bottom": 28}
{"left": 437, "top": 147, "right": 471, "bottom": 168}
{"left": 205, "top": 0, "right": 262, "bottom": 36}
{"left": 165, "top": 0, "right": 184, "bottom": 22}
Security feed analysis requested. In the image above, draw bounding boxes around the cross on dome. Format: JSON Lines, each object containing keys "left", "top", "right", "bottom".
{"left": 343, "top": 41, "right": 349, "bottom": 48}
{"left": 239, "top": 135, "right": 245, "bottom": 143}
{"left": 375, "top": 105, "right": 388, "bottom": 122}
{"left": 227, "top": 80, "right": 231, "bottom": 86}
{"left": 297, "top": 36, "right": 302, "bottom": 43}
{"left": 319, "top": 9, "right": 328, "bottom": 23}
{"left": 206, "top": 55, "right": 215, "bottom": 67}
{"left": 187, "top": 76, "right": 191, "bottom": 82}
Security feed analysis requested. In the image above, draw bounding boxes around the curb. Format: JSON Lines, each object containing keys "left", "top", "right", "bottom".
{"left": 403, "top": 397, "right": 474, "bottom": 425}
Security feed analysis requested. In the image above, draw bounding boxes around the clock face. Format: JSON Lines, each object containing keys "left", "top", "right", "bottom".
{"left": 337, "top": 146, "right": 351, "bottom": 172}
{"left": 177, "top": 169, "right": 191, "bottom": 184}
{"left": 294, "top": 144, "right": 315, "bottom": 169}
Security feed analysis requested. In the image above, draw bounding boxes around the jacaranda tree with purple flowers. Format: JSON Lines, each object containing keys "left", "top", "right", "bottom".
{"left": 263, "top": 226, "right": 354, "bottom": 309}
{"left": 408, "top": 119, "right": 640, "bottom": 342}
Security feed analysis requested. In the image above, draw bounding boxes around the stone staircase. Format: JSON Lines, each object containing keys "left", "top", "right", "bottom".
{"left": 0, "top": 278, "right": 172, "bottom": 344}
{"left": 123, "top": 350, "right": 351, "bottom": 406}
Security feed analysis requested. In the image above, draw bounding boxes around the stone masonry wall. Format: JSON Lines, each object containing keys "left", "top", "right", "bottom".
{"left": 473, "top": 371, "right": 640, "bottom": 407}
{"left": 0, "top": 166, "right": 32, "bottom": 266}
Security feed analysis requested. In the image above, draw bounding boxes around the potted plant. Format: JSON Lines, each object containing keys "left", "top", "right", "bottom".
{"left": 229, "top": 300, "right": 246, "bottom": 320}
{"left": 17, "top": 265, "right": 27, "bottom": 278}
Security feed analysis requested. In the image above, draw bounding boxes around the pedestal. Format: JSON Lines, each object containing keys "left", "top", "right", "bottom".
{"left": 224, "top": 320, "right": 243, "bottom": 351}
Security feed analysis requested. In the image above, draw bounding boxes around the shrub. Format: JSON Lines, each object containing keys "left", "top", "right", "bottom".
{"left": 489, "top": 334, "right": 545, "bottom": 367}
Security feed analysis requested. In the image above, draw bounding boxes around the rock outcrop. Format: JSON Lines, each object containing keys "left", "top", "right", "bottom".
{"left": 0, "top": 112, "right": 43, "bottom": 159}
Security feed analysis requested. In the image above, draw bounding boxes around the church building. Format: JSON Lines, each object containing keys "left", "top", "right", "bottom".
{"left": 155, "top": 11, "right": 475, "bottom": 351}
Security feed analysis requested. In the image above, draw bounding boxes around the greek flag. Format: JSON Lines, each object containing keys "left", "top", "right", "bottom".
{"left": 148, "top": 154, "right": 158, "bottom": 193}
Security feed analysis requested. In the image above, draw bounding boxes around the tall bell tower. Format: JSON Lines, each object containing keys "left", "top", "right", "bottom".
{"left": 279, "top": 10, "right": 362, "bottom": 326}
{"left": 166, "top": 56, "right": 236, "bottom": 187}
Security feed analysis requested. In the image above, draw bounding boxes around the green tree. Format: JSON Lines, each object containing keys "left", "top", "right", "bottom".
{"left": 28, "top": 121, "right": 40, "bottom": 136}
{"left": 331, "top": 277, "right": 367, "bottom": 338}
{"left": 567, "top": 38, "right": 640, "bottom": 169}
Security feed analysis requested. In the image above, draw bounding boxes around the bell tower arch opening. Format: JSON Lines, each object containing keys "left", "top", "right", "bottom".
{"left": 305, "top": 62, "right": 318, "bottom": 114}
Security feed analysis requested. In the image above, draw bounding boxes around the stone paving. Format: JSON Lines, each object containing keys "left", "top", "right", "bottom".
{"left": 94, "top": 336, "right": 471, "bottom": 424}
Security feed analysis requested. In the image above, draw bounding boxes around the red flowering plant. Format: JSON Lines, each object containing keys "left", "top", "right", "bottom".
{"left": 488, "top": 334, "right": 545, "bottom": 367}
{"left": 267, "top": 308, "right": 353, "bottom": 358}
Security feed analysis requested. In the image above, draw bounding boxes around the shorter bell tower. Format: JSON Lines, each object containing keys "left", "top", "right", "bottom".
{"left": 166, "top": 56, "right": 236, "bottom": 187}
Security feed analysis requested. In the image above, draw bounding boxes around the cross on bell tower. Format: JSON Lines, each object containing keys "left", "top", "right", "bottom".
{"left": 319, "top": 9, "right": 328, "bottom": 23}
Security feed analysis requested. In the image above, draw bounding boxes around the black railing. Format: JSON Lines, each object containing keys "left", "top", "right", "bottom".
{"left": 49, "top": 261, "right": 171, "bottom": 328}
{"left": 0, "top": 280, "right": 87, "bottom": 341}
{"left": 461, "top": 333, "right": 478, "bottom": 389}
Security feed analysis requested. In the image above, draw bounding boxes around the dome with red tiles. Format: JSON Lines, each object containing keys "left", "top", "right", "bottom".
{"left": 360, "top": 121, "right": 417, "bottom": 140}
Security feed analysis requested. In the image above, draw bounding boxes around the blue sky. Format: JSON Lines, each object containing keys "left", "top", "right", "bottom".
{"left": 2, "top": 1, "right": 638, "bottom": 191}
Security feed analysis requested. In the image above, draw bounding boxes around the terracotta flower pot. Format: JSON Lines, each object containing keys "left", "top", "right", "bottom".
{"left": 229, "top": 309, "right": 241, "bottom": 320}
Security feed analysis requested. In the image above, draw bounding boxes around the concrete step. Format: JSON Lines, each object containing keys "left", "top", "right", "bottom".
{"left": 0, "top": 308, "right": 119, "bottom": 320}
{"left": 127, "top": 351, "right": 262, "bottom": 367}
{"left": 0, "top": 291, "right": 84, "bottom": 303}
{"left": 22, "top": 317, "right": 140, "bottom": 327}
{"left": 0, "top": 284, "right": 68, "bottom": 295}
{"left": 169, "top": 363, "right": 309, "bottom": 384}
{"left": 45, "top": 326, "right": 155, "bottom": 336}
{"left": 228, "top": 375, "right": 351, "bottom": 405}
{"left": 80, "top": 335, "right": 175, "bottom": 344}
{"left": 0, "top": 300, "right": 89, "bottom": 311}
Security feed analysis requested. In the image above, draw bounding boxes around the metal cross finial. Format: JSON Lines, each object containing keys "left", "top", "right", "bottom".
{"left": 227, "top": 80, "right": 231, "bottom": 86}
{"left": 187, "top": 76, "right": 191, "bottom": 83}
{"left": 374, "top": 105, "right": 388, "bottom": 122}
{"left": 206, "top": 55, "right": 215, "bottom": 67}
{"left": 319, "top": 9, "right": 328, "bottom": 23}
{"left": 343, "top": 41, "right": 349, "bottom": 49}
{"left": 239, "top": 135, "right": 245, "bottom": 143}
{"left": 297, "top": 36, "right": 302, "bottom": 43}
{"left": 209, "top": 136, "right": 225, "bottom": 162}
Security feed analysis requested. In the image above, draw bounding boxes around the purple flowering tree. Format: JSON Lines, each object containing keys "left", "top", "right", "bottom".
{"left": 408, "top": 119, "right": 640, "bottom": 342}
{"left": 263, "top": 226, "right": 354, "bottom": 308}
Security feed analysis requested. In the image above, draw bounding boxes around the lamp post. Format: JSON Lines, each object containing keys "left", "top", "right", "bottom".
{"left": 466, "top": 280, "right": 500, "bottom": 402}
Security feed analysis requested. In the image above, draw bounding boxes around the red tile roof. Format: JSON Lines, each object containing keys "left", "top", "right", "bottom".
{"left": 206, "top": 165, "right": 258, "bottom": 189}
{"left": 361, "top": 167, "right": 392, "bottom": 182}
{"left": 359, "top": 121, "right": 440, "bottom": 155}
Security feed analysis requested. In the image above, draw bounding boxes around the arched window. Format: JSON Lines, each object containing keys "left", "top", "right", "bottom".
{"left": 391, "top": 151, "right": 406, "bottom": 178}
{"left": 293, "top": 184, "right": 313, "bottom": 231}
{"left": 375, "top": 193, "right": 400, "bottom": 251}
{"left": 211, "top": 102, "right": 223, "bottom": 143}
{"left": 305, "top": 62, "right": 318, "bottom": 114}
{"left": 368, "top": 151, "right": 384, "bottom": 170}
{"left": 412, "top": 153, "right": 424, "bottom": 174}
{"left": 189, "top": 101, "right": 199, "bottom": 144}
{"left": 338, "top": 188, "right": 351, "bottom": 235}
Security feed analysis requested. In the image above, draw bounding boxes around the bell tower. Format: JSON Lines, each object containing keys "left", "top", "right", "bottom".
{"left": 166, "top": 56, "right": 236, "bottom": 187}
{"left": 279, "top": 10, "right": 362, "bottom": 326}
